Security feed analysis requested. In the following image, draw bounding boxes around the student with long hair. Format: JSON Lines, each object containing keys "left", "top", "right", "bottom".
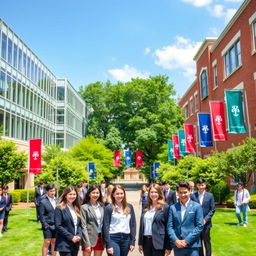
{"left": 103, "top": 185, "right": 136, "bottom": 256}
{"left": 139, "top": 185, "right": 148, "bottom": 212}
{"left": 138, "top": 184, "right": 172, "bottom": 256}
{"left": 104, "top": 184, "right": 114, "bottom": 207}
{"left": 81, "top": 185, "right": 104, "bottom": 256}
{"left": 0, "top": 187, "right": 6, "bottom": 238}
{"left": 54, "top": 186, "right": 82, "bottom": 256}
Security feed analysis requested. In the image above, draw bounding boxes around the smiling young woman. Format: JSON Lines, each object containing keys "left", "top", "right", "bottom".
{"left": 102, "top": 185, "right": 136, "bottom": 256}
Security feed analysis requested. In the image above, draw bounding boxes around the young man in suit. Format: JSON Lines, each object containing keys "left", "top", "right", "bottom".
{"left": 34, "top": 181, "right": 46, "bottom": 222}
{"left": 163, "top": 181, "right": 176, "bottom": 206}
{"left": 2, "top": 185, "right": 12, "bottom": 232}
{"left": 39, "top": 184, "right": 57, "bottom": 256}
{"left": 167, "top": 181, "right": 204, "bottom": 256}
{"left": 191, "top": 179, "right": 215, "bottom": 256}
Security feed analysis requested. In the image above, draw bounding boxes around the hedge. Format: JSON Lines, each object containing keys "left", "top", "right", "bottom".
{"left": 10, "top": 189, "right": 35, "bottom": 204}
{"left": 226, "top": 193, "right": 256, "bottom": 209}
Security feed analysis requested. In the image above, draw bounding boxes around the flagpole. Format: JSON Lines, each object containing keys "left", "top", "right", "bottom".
{"left": 244, "top": 90, "right": 251, "bottom": 138}
{"left": 214, "top": 141, "right": 217, "bottom": 151}
{"left": 26, "top": 141, "right": 30, "bottom": 216}
{"left": 195, "top": 123, "right": 199, "bottom": 157}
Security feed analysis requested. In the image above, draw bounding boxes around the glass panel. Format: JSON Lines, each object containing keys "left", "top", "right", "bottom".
{"left": 11, "top": 115, "right": 15, "bottom": 138}
{"left": 31, "top": 60, "right": 34, "bottom": 82}
{"left": 7, "top": 38, "right": 13, "bottom": 65}
{"left": 27, "top": 57, "right": 31, "bottom": 80}
{"left": 12, "top": 79, "right": 17, "bottom": 103}
{"left": 0, "top": 71, "right": 5, "bottom": 97}
{"left": 13, "top": 44, "right": 18, "bottom": 68}
{"left": 0, "top": 110, "right": 4, "bottom": 136}
{"left": 225, "top": 53, "right": 230, "bottom": 76}
{"left": 236, "top": 41, "right": 241, "bottom": 66}
{"left": 229, "top": 45, "right": 236, "bottom": 72}
{"left": 17, "top": 83, "right": 22, "bottom": 105}
{"left": 5, "top": 111, "right": 10, "bottom": 137}
{"left": 57, "top": 87, "right": 65, "bottom": 100}
{"left": 23, "top": 52, "right": 27, "bottom": 76}
{"left": 7, "top": 75, "right": 11, "bottom": 99}
{"left": 1, "top": 32, "right": 7, "bottom": 59}
{"left": 22, "top": 86, "right": 26, "bottom": 107}
{"left": 18, "top": 48, "right": 22, "bottom": 72}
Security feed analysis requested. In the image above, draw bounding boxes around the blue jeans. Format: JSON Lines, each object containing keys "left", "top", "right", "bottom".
{"left": 174, "top": 248, "right": 199, "bottom": 256}
{"left": 236, "top": 204, "right": 248, "bottom": 224}
{"left": 109, "top": 233, "right": 131, "bottom": 256}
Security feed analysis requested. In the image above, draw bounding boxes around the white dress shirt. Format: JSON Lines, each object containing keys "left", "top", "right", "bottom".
{"left": 92, "top": 203, "right": 102, "bottom": 233}
{"left": 198, "top": 191, "right": 205, "bottom": 205}
{"left": 67, "top": 205, "right": 78, "bottom": 234}
{"left": 143, "top": 207, "right": 156, "bottom": 236}
{"left": 47, "top": 196, "right": 56, "bottom": 209}
{"left": 181, "top": 199, "right": 190, "bottom": 222}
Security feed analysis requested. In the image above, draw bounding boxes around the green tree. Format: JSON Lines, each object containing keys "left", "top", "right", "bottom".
{"left": 42, "top": 144, "right": 64, "bottom": 164}
{"left": 104, "top": 127, "right": 122, "bottom": 151}
{"left": 0, "top": 139, "right": 27, "bottom": 185}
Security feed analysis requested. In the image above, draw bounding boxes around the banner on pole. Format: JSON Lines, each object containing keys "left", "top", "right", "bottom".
{"left": 198, "top": 113, "right": 213, "bottom": 147}
{"left": 114, "top": 150, "right": 121, "bottom": 167}
{"left": 225, "top": 90, "right": 246, "bottom": 134}
{"left": 136, "top": 150, "right": 143, "bottom": 166}
{"left": 88, "top": 162, "right": 95, "bottom": 180}
{"left": 150, "top": 166, "right": 155, "bottom": 179}
{"left": 184, "top": 124, "right": 196, "bottom": 153}
{"left": 125, "top": 151, "right": 132, "bottom": 167}
{"left": 209, "top": 101, "right": 227, "bottom": 141}
{"left": 29, "top": 139, "right": 42, "bottom": 174}
{"left": 167, "top": 141, "right": 174, "bottom": 161}
{"left": 172, "top": 135, "right": 181, "bottom": 159}
{"left": 178, "top": 130, "right": 188, "bottom": 156}
{"left": 153, "top": 162, "right": 160, "bottom": 178}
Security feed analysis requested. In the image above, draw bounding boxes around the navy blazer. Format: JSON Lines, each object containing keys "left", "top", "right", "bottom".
{"left": 164, "top": 189, "right": 176, "bottom": 206}
{"left": 3, "top": 193, "right": 12, "bottom": 212}
{"left": 0, "top": 196, "right": 6, "bottom": 211}
{"left": 167, "top": 200, "right": 204, "bottom": 248}
{"left": 39, "top": 197, "right": 56, "bottom": 229}
{"left": 191, "top": 191, "right": 215, "bottom": 229}
{"left": 54, "top": 206, "right": 82, "bottom": 252}
{"left": 139, "top": 204, "right": 171, "bottom": 250}
{"left": 34, "top": 187, "right": 46, "bottom": 205}
{"left": 103, "top": 204, "right": 136, "bottom": 249}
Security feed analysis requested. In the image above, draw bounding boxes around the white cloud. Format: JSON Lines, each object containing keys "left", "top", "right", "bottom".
{"left": 208, "top": 27, "right": 220, "bottom": 37}
{"left": 224, "top": 8, "right": 237, "bottom": 23}
{"left": 144, "top": 47, "right": 151, "bottom": 55}
{"left": 154, "top": 36, "right": 201, "bottom": 82}
{"left": 211, "top": 4, "right": 225, "bottom": 17}
{"left": 224, "top": 0, "right": 242, "bottom": 2}
{"left": 108, "top": 65, "right": 150, "bottom": 82}
{"left": 181, "top": 0, "right": 213, "bottom": 7}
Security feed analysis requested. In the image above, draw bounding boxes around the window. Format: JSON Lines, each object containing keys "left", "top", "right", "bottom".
{"left": 18, "top": 48, "right": 22, "bottom": 72}
{"left": 194, "top": 93, "right": 198, "bottom": 112}
{"left": 253, "top": 22, "right": 256, "bottom": 50}
{"left": 213, "top": 65, "right": 218, "bottom": 88}
{"left": 1, "top": 32, "right": 7, "bottom": 59}
{"left": 57, "top": 109, "right": 64, "bottom": 124}
{"left": 57, "top": 86, "right": 65, "bottom": 100}
{"left": 190, "top": 97, "right": 193, "bottom": 116}
{"left": 184, "top": 104, "right": 189, "bottom": 119}
{"left": 224, "top": 41, "right": 241, "bottom": 77}
{"left": 200, "top": 70, "right": 208, "bottom": 99}
{"left": 0, "top": 71, "right": 5, "bottom": 97}
{"left": 23, "top": 53, "right": 27, "bottom": 76}
{"left": 13, "top": 44, "right": 17, "bottom": 68}
{"left": 7, "top": 38, "right": 13, "bottom": 65}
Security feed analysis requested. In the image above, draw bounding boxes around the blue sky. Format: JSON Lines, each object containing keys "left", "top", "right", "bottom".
{"left": 0, "top": 0, "right": 243, "bottom": 97}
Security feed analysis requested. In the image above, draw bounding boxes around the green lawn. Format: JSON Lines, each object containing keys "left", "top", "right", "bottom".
{"left": 211, "top": 209, "right": 256, "bottom": 256}
{"left": 0, "top": 208, "right": 255, "bottom": 256}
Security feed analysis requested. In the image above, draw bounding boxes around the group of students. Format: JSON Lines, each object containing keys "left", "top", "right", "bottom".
{"left": 0, "top": 185, "right": 12, "bottom": 237}
{"left": 35, "top": 178, "right": 219, "bottom": 256}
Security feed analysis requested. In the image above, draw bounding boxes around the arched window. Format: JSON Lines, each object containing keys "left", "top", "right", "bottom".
{"left": 200, "top": 70, "right": 208, "bottom": 99}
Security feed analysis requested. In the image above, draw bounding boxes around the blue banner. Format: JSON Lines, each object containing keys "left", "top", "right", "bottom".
{"left": 153, "top": 162, "right": 160, "bottom": 178}
{"left": 88, "top": 162, "right": 95, "bottom": 180}
{"left": 150, "top": 166, "right": 155, "bottom": 179}
{"left": 167, "top": 141, "right": 174, "bottom": 161}
{"left": 125, "top": 151, "right": 132, "bottom": 166}
{"left": 198, "top": 113, "right": 213, "bottom": 147}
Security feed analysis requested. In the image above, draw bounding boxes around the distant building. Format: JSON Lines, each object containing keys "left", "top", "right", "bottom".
{"left": 178, "top": 0, "right": 256, "bottom": 191}
{"left": 0, "top": 19, "right": 89, "bottom": 189}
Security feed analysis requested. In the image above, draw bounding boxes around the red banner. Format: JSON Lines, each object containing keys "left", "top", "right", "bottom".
{"left": 172, "top": 135, "right": 181, "bottom": 159}
{"left": 184, "top": 124, "right": 196, "bottom": 153}
{"left": 136, "top": 150, "right": 143, "bottom": 166}
{"left": 209, "top": 101, "right": 227, "bottom": 141}
{"left": 114, "top": 150, "right": 121, "bottom": 167}
{"left": 29, "top": 139, "right": 42, "bottom": 174}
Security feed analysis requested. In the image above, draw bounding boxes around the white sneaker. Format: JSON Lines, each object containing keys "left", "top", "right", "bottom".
{"left": 243, "top": 224, "right": 247, "bottom": 227}
{"left": 0, "top": 233, "right": 3, "bottom": 237}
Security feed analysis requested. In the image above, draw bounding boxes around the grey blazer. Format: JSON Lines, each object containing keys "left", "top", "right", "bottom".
{"left": 81, "top": 203, "right": 104, "bottom": 248}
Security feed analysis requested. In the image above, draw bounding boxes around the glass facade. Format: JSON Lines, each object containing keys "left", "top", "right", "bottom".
{"left": 0, "top": 19, "right": 88, "bottom": 148}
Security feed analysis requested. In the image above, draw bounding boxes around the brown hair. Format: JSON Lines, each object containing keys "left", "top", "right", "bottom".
{"left": 144, "top": 183, "right": 165, "bottom": 212}
{"left": 58, "top": 186, "right": 81, "bottom": 217}
{"left": 111, "top": 185, "right": 130, "bottom": 215}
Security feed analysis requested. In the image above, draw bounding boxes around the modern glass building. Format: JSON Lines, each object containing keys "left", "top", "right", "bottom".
{"left": 0, "top": 18, "right": 88, "bottom": 150}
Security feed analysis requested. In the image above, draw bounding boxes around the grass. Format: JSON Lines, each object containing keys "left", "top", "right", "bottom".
{"left": 211, "top": 209, "right": 256, "bottom": 256}
{"left": 0, "top": 208, "right": 255, "bottom": 256}
{"left": 0, "top": 208, "right": 42, "bottom": 256}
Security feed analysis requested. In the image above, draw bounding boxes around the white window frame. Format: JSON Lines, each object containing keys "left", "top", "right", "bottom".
{"left": 194, "top": 91, "right": 199, "bottom": 112}
{"left": 249, "top": 12, "right": 256, "bottom": 54}
{"left": 199, "top": 67, "right": 208, "bottom": 100}
{"left": 183, "top": 102, "right": 189, "bottom": 120}
{"left": 189, "top": 96, "right": 193, "bottom": 116}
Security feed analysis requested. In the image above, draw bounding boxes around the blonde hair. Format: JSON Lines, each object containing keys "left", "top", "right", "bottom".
{"left": 111, "top": 185, "right": 130, "bottom": 215}
{"left": 144, "top": 183, "right": 165, "bottom": 212}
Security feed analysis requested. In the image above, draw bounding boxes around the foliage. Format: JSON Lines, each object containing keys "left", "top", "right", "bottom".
{"left": 211, "top": 181, "right": 230, "bottom": 204}
{"left": 42, "top": 144, "right": 64, "bottom": 164}
{"left": 9, "top": 191, "right": 21, "bottom": 204}
{"left": 104, "top": 127, "right": 122, "bottom": 151}
{"left": 0, "top": 138, "right": 27, "bottom": 185}
{"left": 9, "top": 190, "right": 34, "bottom": 203}
{"left": 35, "top": 155, "right": 88, "bottom": 191}
{"left": 79, "top": 76, "right": 184, "bottom": 176}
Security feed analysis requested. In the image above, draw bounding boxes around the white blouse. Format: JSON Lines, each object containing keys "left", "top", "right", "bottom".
{"left": 92, "top": 203, "right": 102, "bottom": 233}
{"left": 143, "top": 207, "right": 156, "bottom": 236}
{"left": 67, "top": 205, "right": 78, "bottom": 234}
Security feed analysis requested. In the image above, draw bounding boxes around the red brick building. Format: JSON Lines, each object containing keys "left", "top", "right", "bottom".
{"left": 178, "top": 0, "right": 256, "bottom": 190}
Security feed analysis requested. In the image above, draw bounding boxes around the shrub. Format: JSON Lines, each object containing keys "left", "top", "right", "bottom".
{"left": 17, "top": 189, "right": 34, "bottom": 202}
{"left": 211, "top": 181, "right": 230, "bottom": 204}
{"left": 9, "top": 191, "right": 21, "bottom": 204}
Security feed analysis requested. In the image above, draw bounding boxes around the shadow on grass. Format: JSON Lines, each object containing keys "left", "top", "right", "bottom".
{"left": 28, "top": 219, "right": 39, "bottom": 222}
{"left": 224, "top": 222, "right": 238, "bottom": 226}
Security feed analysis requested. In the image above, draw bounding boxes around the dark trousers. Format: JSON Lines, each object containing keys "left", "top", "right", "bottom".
{"left": 108, "top": 233, "right": 131, "bottom": 256}
{"left": 174, "top": 248, "right": 199, "bottom": 256}
{"left": 36, "top": 204, "right": 40, "bottom": 221}
{"left": 3, "top": 210, "right": 10, "bottom": 230}
{"left": 59, "top": 249, "right": 79, "bottom": 256}
{"left": 142, "top": 236, "right": 165, "bottom": 256}
{"left": 199, "top": 228, "right": 211, "bottom": 256}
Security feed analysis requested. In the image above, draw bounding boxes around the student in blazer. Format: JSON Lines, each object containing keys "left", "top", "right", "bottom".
{"left": 2, "top": 185, "right": 12, "bottom": 232}
{"left": 167, "top": 181, "right": 204, "bottom": 256}
{"left": 55, "top": 186, "right": 82, "bottom": 256}
{"left": 191, "top": 179, "right": 215, "bottom": 256}
{"left": 138, "top": 183, "right": 172, "bottom": 256}
{"left": 103, "top": 185, "right": 136, "bottom": 256}
{"left": 0, "top": 187, "right": 6, "bottom": 237}
{"left": 81, "top": 185, "right": 104, "bottom": 256}
{"left": 34, "top": 181, "right": 46, "bottom": 222}
{"left": 40, "top": 184, "right": 58, "bottom": 256}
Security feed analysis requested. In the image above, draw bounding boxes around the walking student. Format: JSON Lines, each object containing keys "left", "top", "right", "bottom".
{"left": 139, "top": 185, "right": 148, "bottom": 212}
{"left": 34, "top": 181, "right": 46, "bottom": 222}
{"left": 234, "top": 181, "right": 250, "bottom": 227}
{"left": 40, "top": 184, "right": 57, "bottom": 256}
{"left": 0, "top": 187, "right": 6, "bottom": 238}
{"left": 191, "top": 179, "right": 215, "bottom": 256}
{"left": 103, "top": 185, "right": 136, "bottom": 256}
{"left": 55, "top": 186, "right": 82, "bottom": 256}
{"left": 138, "top": 183, "right": 172, "bottom": 256}
{"left": 2, "top": 185, "right": 12, "bottom": 232}
{"left": 81, "top": 185, "right": 104, "bottom": 256}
